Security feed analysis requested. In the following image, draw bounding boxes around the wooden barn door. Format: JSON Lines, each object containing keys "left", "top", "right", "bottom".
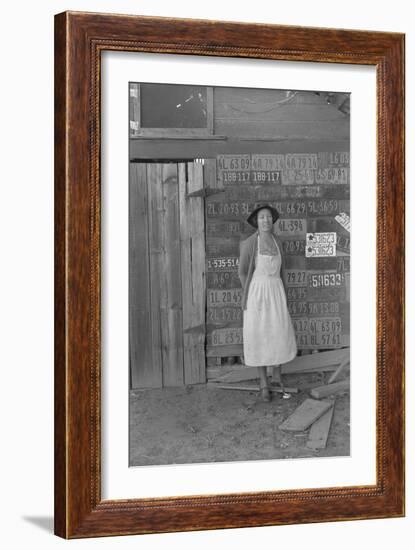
{"left": 129, "top": 161, "right": 207, "bottom": 388}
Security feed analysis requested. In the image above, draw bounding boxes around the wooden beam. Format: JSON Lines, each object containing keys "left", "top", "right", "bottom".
{"left": 208, "top": 367, "right": 259, "bottom": 383}
{"left": 207, "top": 382, "right": 298, "bottom": 393}
{"left": 206, "top": 345, "right": 243, "bottom": 357}
{"left": 281, "top": 348, "right": 350, "bottom": 375}
{"left": 206, "top": 361, "right": 337, "bottom": 383}
{"left": 306, "top": 404, "right": 335, "bottom": 449}
{"left": 279, "top": 398, "right": 332, "bottom": 431}
{"left": 310, "top": 379, "right": 350, "bottom": 399}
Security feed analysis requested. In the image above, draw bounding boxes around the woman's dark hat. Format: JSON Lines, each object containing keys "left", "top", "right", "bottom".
{"left": 246, "top": 203, "right": 279, "bottom": 228}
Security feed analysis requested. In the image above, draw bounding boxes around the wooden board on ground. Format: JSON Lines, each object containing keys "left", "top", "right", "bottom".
{"left": 310, "top": 379, "right": 349, "bottom": 399}
{"left": 306, "top": 404, "right": 335, "bottom": 449}
{"left": 296, "top": 380, "right": 325, "bottom": 391}
{"left": 281, "top": 348, "right": 349, "bottom": 374}
{"left": 206, "top": 364, "right": 247, "bottom": 380}
{"left": 327, "top": 358, "right": 350, "bottom": 384}
{"left": 207, "top": 382, "right": 298, "bottom": 393}
{"left": 207, "top": 366, "right": 258, "bottom": 383}
{"left": 279, "top": 398, "right": 333, "bottom": 431}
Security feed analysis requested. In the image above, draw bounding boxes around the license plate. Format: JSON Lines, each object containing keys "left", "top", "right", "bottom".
{"left": 207, "top": 257, "right": 239, "bottom": 271}
{"left": 306, "top": 232, "right": 337, "bottom": 257}
{"left": 275, "top": 218, "right": 306, "bottom": 236}
{"left": 308, "top": 271, "right": 345, "bottom": 288}
{"left": 206, "top": 221, "right": 243, "bottom": 237}
{"left": 251, "top": 154, "right": 285, "bottom": 171}
{"left": 315, "top": 167, "right": 349, "bottom": 184}
{"left": 296, "top": 333, "right": 344, "bottom": 348}
{"left": 286, "top": 286, "right": 308, "bottom": 300}
{"left": 217, "top": 154, "right": 251, "bottom": 172}
{"left": 207, "top": 289, "right": 242, "bottom": 306}
{"left": 207, "top": 307, "right": 242, "bottom": 324}
{"left": 285, "top": 270, "right": 308, "bottom": 287}
{"left": 206, "top": 201, "right": 250, "bottom": 217}
{"left": 281, "top": 240, "right": 306, "bottom": 255}
{"left": 284, "top": 153, "right": 318, "bottom": 170}
{"left": 207, "top": 272, "right": 241, "bottom": 289}
{"left": 209, "top": 327, "right": 243, "bottom": 346}
{"left": 282, "top": 169, "right": 315, "bottom": 185}
{"left": 251, "top": 171, "right": 281, "bottom": 184}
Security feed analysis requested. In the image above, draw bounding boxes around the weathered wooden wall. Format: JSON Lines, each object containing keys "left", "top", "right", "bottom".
{"left": 129, "top": 162, "right": 206, "bottom": 389}
{"left": 130, "top": 88, "right": 349, "bottom": 160}
{"left": 204, "top": 152, "right": 350, "bottom": 360}
{"left": 214, "top": 87, "right": 349, "bottom": 140}
{"left": 130, "top": 85, "right": 350, "bottom": 377}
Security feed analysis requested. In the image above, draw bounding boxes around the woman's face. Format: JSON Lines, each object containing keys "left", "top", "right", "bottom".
{"left": 257, "top": 208, "right": 274, "bottom": 232}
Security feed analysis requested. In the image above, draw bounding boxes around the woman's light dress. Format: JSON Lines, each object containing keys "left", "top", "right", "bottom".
{"left": 243, "top": 235, "right": 297, "bottom": 367}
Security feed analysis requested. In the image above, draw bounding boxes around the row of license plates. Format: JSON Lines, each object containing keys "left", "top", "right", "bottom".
{"left": 217, "top": 153, "right": 349, "bottom": 172}
{"left": 207, "top": 288, "right": 348, "bottom": 308}
{"left": 208, "top": 317, "right": 344, "bottom": 347}
{"left": 206, "top": 199, "right": 349, "bottom": 218}
{"left": 207, "top": 301, "right": 347, "bottom": 323}
{"left": 218, "top": 168, "right": 348, "bottom": 185}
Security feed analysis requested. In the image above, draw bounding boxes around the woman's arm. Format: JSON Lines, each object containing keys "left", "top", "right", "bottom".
{"left": 275, "top": 236, "right": 288, "bottom": 295}
{"left": 238, "top": 238, "right": 250, "bottom": 289}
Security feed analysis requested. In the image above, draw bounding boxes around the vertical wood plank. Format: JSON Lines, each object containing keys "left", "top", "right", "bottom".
{"left": 179, "top": 164, "right": 193, "bottom": 382}
{"left": 146, "top": 164, "right": 164, "bottom": 386}
{"left": 190, "top": 162, "right": 207, "bottom": 382}
{"left": 180, "top": 162, "right": 206, "bottom": 384}
{"left": 161, "top": 163, "right": 184, "bottom": 386}
{"left": 129, "top": 164, "right": 160, "bottom": 388}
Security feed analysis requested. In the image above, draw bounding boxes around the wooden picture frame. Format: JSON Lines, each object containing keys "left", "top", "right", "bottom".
{"left": 54, "top": 11, "right": 405, "bottom": 538}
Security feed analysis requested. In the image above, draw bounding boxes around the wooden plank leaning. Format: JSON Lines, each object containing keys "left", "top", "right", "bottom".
{"left": 207, "top": 348, "right": 348, "bottom": 383}
{"left": 310, "top": 379, "right": 350, "bottom": 399}
{"left": 281, "top": 348, "right": 350, "bottom": 375}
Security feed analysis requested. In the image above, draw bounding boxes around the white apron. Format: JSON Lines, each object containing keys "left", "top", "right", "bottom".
{"left": 243, "top": 235, "right": 297, "bottom": 367}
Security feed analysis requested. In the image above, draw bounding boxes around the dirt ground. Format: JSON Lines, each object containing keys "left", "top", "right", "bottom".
{"left": 129, "top": 369, "right": 350, "bottom": 467}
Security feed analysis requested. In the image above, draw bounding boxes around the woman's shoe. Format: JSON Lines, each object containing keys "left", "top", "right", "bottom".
{"left": 260, "top": 387, "right": 272, "bottom": 402}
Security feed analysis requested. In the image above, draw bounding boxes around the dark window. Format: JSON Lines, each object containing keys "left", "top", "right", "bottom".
{"left": 140, "top": 84, "right": 208, "bottom": 129}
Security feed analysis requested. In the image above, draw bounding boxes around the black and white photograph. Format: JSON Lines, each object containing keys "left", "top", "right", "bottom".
{"left": 2, "top": 0, "right": 409, "bottom": 545}
{"left": 128, "top": 82, "right": 350, "bottom": 466}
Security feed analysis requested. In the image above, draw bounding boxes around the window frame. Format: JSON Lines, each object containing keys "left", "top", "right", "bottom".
{"left": 130, "top": 83, "right": 214, "bottom": 138}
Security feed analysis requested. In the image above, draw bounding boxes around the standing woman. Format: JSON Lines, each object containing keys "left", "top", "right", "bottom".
{"left": 238, "top": 204, "right": 297, "bottom": 401}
